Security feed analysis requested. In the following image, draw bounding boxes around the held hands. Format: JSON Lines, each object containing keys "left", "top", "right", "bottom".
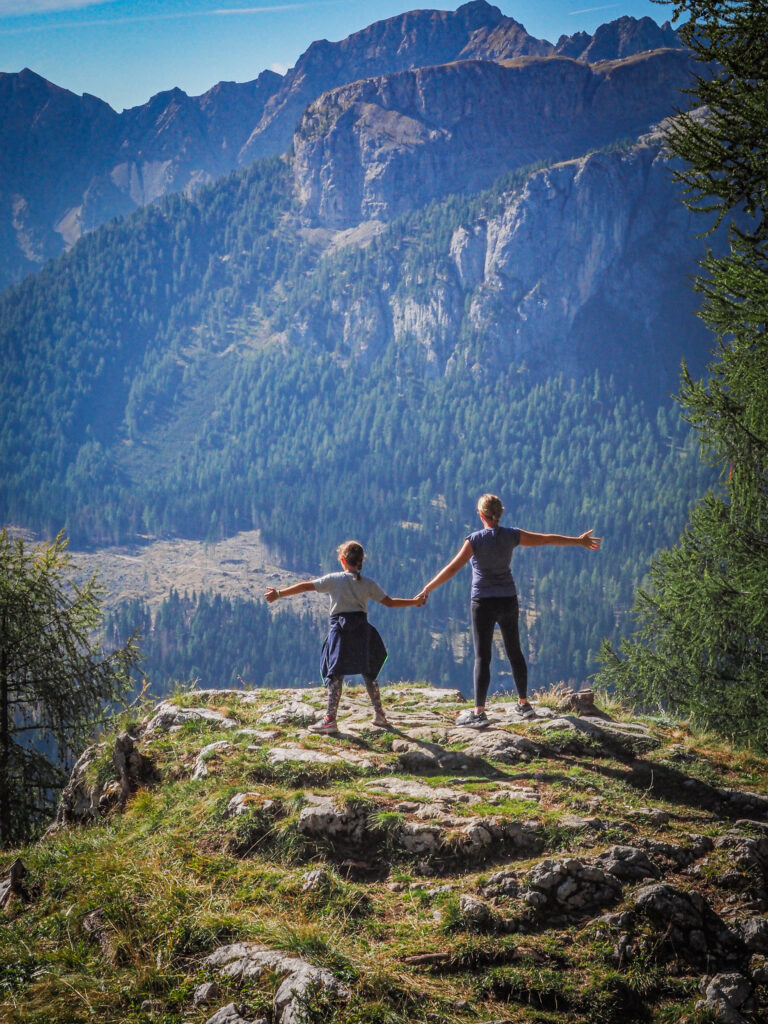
{"left": 414, "top": 589, "right": 429, "bottom": 606}
{"left": 579, "top": 530, "right": 602, "bottom": 550}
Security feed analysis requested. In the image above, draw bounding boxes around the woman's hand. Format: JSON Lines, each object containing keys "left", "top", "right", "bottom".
{"left": 414, "top": 589, "right": 429, "bottom": 606}
{"left": 579, "top": 530, "right": 602, "bottom": 550}
{"left": 264, "top": 587, "right": 279, "bottom": 603}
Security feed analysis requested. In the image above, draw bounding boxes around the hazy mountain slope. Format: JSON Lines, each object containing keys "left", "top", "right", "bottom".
{"left": 554, "top": 14, "right": 681, "bottom": 61}
{"left": 0, "top": 66, "right": 283, "bottom": 289}
{"left": 0, "top": 3, "right": 682, "bottom": 292}
{"left": 288, "top": 131, "right": 714, "bottom": 395}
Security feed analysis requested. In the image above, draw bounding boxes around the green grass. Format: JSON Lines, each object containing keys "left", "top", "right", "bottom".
{"left": 3, "top": 685, "right": 768, "bottom": 1024}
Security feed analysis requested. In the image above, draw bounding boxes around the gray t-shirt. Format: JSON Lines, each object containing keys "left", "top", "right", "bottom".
{"left": 312, "top": 571, "right": 387, "bottom": 615}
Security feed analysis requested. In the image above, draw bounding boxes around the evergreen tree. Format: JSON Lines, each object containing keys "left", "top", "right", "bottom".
{"left": 0, "top": 530, "right": 139, "bottom": 845}
{"left": 597, "top": 0, "right": 768, "bottom": 745}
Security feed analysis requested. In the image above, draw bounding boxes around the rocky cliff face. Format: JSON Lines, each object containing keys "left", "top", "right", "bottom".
{"left": 238, "top": 0, "right": 541, "bottom": 165}
{"left": 289, "top": 128, "right": 714, "bottom": 398}
{"left": 0, "top": 3, "right": 683, "bottom": 293}
{"left": 292, "top": 49, "right": 694, "bottom": 229}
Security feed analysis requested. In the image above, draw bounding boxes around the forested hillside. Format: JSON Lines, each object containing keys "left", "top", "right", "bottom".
{"left": 0, "top": 9, "right": 721, "bottom": 694}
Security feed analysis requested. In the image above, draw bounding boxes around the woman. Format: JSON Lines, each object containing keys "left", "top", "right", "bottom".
{"left": 418, "top": 494, "right": 601, "bottom": 728}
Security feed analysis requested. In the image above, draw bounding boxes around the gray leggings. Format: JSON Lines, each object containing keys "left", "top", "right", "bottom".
{"left": 326, "top": 674, "right": 382, "bottom": 719}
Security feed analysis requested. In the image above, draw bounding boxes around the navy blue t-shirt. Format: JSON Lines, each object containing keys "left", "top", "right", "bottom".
{"left": 466, "top": 525, "right": 521, "bottom": 599}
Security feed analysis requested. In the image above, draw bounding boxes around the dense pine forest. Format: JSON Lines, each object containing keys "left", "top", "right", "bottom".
{"left": 1, "top": 145, "right": 716, "bottom": 693}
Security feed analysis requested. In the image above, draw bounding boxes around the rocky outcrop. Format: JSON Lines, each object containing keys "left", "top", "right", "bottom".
{"left": 555, "top": 15, "right": 681, "bottom": 62}
{"left": 35, "top": 685, "right": 768, "bottom": 1023}
{"left": 292, "top": 48, "right": 694, "bottom": 228}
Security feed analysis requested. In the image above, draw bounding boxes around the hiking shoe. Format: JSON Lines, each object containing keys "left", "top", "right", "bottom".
{"left": 309, "top": 716, "right": 338, "bottom": 735}
{"left": 371, "top": 711, "right": 390, "bottom": 728}
{"left": 514, "top": 701, "right": 535, "bottom": 720}
{"left": 456, "top": 710, "right": 489, "bottom": 729}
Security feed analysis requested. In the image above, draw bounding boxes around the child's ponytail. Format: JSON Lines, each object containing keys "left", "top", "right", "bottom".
{"left": 338, "top": 540, "right": 365, "bottom": 581}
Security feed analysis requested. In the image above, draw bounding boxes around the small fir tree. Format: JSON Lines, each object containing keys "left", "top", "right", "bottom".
{"left": 0, "top": 529, "right": 139, "bottom": 846}
{"left": 597, "top": 0, "right": 768, "bottom": 745}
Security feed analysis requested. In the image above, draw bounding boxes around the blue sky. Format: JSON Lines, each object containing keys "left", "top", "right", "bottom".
{"left": 0, "top": 0, "right": 678, "bottom": 112}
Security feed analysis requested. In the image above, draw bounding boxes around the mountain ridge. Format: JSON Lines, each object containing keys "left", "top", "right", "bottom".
{"left": 0, "top": 2, "right": 683, "bottom": 292}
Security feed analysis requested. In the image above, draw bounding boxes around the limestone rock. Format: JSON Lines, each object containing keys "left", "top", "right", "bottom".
{"left": 203, "top": 943, "right": 349, "bottom": 1023}
{"left": 193, "top": 982, "right": 221, "bottom": 1006}
{"left": 204, "top": 1004, "right": 257, "bottom": 1024}
{"left": 399, "top": 822, "right": 444, "bottom": 855}
{"left": 738, "top": 916, "right": 768, "bottom": 953}
{"left": 365, "top": 777, "right": 480, "bottom": 806}
{"left": 193, "top": 741, "right": 232, "bottom": 780}
{"left": 144, "top": 702, "right": 239, "bottom": 734}
{"left": 458, "top": 894, "right": 503, "bottom": 932}
{"left": 51, "top": 732, "right": 158, "bottom": 829}
{"left": 259, "top": 701, "right": 320, "bottom": 726}
{"left": 523, "top": 858, "right": 622, "bottom": 917}
{"left": 696, "top": 972, "right": 752, "bottom": 1024}
{"left": 298, "top": 794, "right": 369, "bottom": 845}
{"left": 462, "top": 730, "right": 540, "bottom": 763}
{"left": 0, "top": 858, "right": 30, "bottom": 908}
{"left": 596, "top": 845, "right": 661, "bottom": 882}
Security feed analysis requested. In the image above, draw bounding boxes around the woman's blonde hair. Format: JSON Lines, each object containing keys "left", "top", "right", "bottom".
{"left": 338, "top": 540, "right": 365, "bottom": 578}
{"left": 477, "top": 493, "right": 504, "bottom": 524}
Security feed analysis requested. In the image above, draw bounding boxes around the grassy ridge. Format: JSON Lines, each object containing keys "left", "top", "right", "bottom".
{"left": 2, "top": 684, "right": 767, "bottom": 1023}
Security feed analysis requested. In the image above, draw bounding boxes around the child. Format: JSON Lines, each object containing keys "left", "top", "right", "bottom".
{"left": 265, "top": 540, "right": 425, "bottom": 734}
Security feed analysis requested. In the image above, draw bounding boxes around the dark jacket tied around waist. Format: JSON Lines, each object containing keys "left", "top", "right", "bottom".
{"left": 321, "top": 611, "right": 387, "bottom": 683}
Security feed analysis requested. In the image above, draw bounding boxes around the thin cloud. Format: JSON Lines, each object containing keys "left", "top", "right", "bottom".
{"left": 0, "top": 0, "right": 116, "bottom": 14}
{"left": 569, "top": 4, "right": 620, "bottom": 14}
{"left": 0, "top": 1, "right": 321, "bottom": 33}
{"left": 213, "top": 4, "right": 314, "bottom": 12}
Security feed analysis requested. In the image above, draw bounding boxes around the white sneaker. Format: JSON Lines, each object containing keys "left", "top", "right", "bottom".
{"left": 514, "top": 701, "right": 535, "bottom": 720}
{"left": 456, "top": 710, "right": 489, "bottom": 729}
{"left": 308, "top": 716, "right": 338, "bottom": 735}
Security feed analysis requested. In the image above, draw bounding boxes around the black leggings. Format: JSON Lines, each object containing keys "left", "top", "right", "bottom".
{"left": 471, "top": 596, "right": 528, "bottom": 707}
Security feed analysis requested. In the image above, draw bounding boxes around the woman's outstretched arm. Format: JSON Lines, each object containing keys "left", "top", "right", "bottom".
{"left": 417, "top": 540, "right": 473, "bottom": 600}
{"left": 519, "top": 529, "right": 601, "bottom": 549}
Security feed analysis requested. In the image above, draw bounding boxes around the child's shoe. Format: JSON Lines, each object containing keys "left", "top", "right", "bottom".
{"left": 371, "top": 711, "right": 389, "bottom": 728}
{"left": 309, "top": 716, "right": 338, "bottom": 735}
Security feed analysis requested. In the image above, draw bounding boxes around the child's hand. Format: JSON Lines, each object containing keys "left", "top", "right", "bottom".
{"left": 415, "top": 590, "right": 429, "bottom": 606}
{"left": 264, "top": 588, "right": 279, "bottom": 603}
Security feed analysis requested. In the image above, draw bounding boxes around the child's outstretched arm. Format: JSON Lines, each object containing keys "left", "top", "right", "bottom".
{"left": 519, "top": 529, "right": 601, "bottom": 549}
{"left": 265, "top": 581, "right": 316, "bottom": 603}
{"left": 381, "top": 594, "right": 427, "bottom": 608}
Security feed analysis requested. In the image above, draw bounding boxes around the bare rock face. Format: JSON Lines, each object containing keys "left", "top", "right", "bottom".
{"left": 555, "top": 15, "right": 681, "bottom": 61}
{"left": 51, "top": 731, "right": 158, "bottom": 829}
{"left": 291, "top": 127, "right": 718, "bottom": 402}
{"left": 292, "top": 49, "right": 694, "bottom": 229}
{"left": 203, "top": 943, "right": 349, "bottom": 1024}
